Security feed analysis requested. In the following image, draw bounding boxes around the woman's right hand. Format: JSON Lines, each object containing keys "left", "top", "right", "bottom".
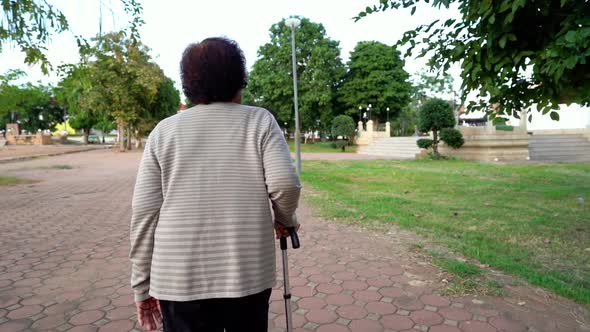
{"left": 274, "top": 223, "right": 300, "bottom": 239}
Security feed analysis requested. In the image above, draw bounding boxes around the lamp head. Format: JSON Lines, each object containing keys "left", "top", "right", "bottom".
{"left": 285, "top": 17, "right": 301, "bottom": 28}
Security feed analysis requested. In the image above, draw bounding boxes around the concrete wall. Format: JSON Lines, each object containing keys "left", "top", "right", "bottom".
{"left": 437, "top": 126, "right": 529, "bottom": 162}
{"left": 6, "top": 133, "right": 53, "bottom": 145}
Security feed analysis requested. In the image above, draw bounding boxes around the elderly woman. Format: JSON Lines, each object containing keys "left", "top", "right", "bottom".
{"left": 129, "top": 37, "right": 301, "bottom": 331}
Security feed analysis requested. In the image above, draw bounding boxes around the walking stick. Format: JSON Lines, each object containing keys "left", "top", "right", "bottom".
{"left": 280, "top": 227, "right": 300, "bottom": 332}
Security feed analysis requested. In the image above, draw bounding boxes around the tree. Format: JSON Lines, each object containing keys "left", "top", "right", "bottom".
{"left": 0, "top": 70, "right": 64, "bottom": 132}
{"left": 78, "top": 32, "right": 163, "bottom": 151}
{"left": 331, "top": 115, "right": 356, "bottom": 151}
{"left": 56, "top": 64, "right": 98, "bottom": 144}
{"left": 95, "top": 114, "right": 116, "bottom": 144}
{"left": 132, "top": 76, "right": 180, "bottom": 148}
{"left": 413, "top": 70, "right": 455, "bottom": 105}
{"left": 357, "top": 0, "right": 590, "bottom": 122}
{"left": 246, "top": 17, "right": 345, "bottom": 134}
{"left": 1, "top": 0, "right": 144, "bottom": 73}
{"left": 417, "top": 98, "right": 456, "bottom": 157}
{"left": 393, "top": 70, "right": 456, "bottom": 137}
{"left": 339, "top": 41, "right": 412, "bottom": 123}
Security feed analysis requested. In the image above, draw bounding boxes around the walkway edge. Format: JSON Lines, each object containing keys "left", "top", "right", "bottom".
{"left": 0, "top": 145, "right": 113, "bottom": 164}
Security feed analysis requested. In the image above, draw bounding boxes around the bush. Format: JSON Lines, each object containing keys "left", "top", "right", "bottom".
{"left": 331, "top": 115, "right": 356, "bottom": 139}
{"left": 417, "top": 98, "right": 456, "bottom": 157}
{"left": 331, "top": 140, "right": 349, "bottom": 152}
{"left": 417, "top": 138, "right": 434, "bottom": 149}
{"left": 417, "top": 98, "right": 455, "bottom": 133}
{"left": 495, "top": 124, "right": 514, "bottom": 131}
{"left": 440, "top": 128, "right": 464, "bottom": 149}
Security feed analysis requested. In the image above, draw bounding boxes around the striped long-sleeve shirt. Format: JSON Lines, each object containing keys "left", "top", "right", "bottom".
{"left": 129, "top": 103, "right": 301, "bottom": 302}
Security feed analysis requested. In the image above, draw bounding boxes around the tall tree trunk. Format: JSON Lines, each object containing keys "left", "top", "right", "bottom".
{"left": 135, "top": 130, "right": 142, "bottom": 149}
{"left": 117, "top": 119, "right": 125, "bottom": 152}
{"left": 126, "top": 126, "right": 132, "bottom": 150}
{"left": 83, "top": 128, "right": 90, "bottom": 144}
{"left": 432, "top": 129, "right": 439, "bottom": 157}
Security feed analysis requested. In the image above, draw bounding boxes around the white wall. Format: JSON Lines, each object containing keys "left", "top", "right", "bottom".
{"left": 508, "top": 104, "right": 590, "bottom": 130}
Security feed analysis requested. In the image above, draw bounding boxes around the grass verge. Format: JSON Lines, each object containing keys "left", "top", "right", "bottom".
{"left": 8, "top": 164, "right": 74, "bottom": 171}
{"left": 429, "top": 251, "right": 505, "bottom": 297}
{"left": 301, "top": 159, "right": 590, "bottom": 304}
{"left": 0, "top": 176, "right": 26, "bottom": 186}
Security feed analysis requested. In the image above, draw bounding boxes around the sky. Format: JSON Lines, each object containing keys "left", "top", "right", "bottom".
{"left": 1, "top": 0, "right": 588, "bottom": 129}
{"left": 1, "top": 0, "right": 460, "bottom": 89}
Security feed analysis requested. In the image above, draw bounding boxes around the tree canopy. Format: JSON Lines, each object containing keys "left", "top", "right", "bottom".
{"left": 0, "top": 70, "right": 64, "bottom": 132}
{"left": 417, "top": 97, "right": 457, "bottom": 156}
{"left": 339, "top": 41, "right": 412, "bottom": 122}
{"left": 245, "top": 17, "right": 345, "bottom": 132}
{"left": 55, "top": 31, "right": 178, "bottom": 149}
{"left": 1, "top": 0, "right": 144, "bottom": 73}
{"left": 358, "top": 0, "right": 590, "bottom": 122}
{"left": 77, "top": 32, "right": 165, "bottom": 150}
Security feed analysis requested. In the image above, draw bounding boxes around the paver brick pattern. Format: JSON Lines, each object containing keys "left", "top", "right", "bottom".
{"left": 0, "top": 150, "right": 588, "bottom": 332}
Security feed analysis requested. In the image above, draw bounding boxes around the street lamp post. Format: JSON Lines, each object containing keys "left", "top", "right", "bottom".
{"left": 387, "top": 107, "right": 390, "bottom": 122}
{"left": 285, "top": 17, "right": 302, "bottom": 176}
{"left": 284, "top": 122, "right": 288, "bottom": 138}
{"left": 358, "top": 106, "right": 362, "bottom": 122}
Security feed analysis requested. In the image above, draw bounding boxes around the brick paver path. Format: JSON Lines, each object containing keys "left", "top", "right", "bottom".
{"left": 0, "top": 150, "right": 588, "bottom": 332}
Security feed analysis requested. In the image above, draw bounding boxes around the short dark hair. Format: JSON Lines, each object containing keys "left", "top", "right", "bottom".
{"left": 180, "top": 37, "right": 247, "bottom": 105}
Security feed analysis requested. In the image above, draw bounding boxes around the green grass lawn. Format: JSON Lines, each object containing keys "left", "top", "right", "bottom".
{"left": 301, "top": 159, "right": 590, "bottom": 304}
{"left": 287, "top": 141, "right": 357, "bottom": 153}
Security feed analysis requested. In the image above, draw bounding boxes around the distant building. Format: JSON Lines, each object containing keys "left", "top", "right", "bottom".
{"left": 458, "top": 104, "right": 590, "bottom": 130}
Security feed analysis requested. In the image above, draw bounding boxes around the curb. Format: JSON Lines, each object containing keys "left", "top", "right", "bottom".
{"left": 0, "top": 145, "right": 113, "bottom": 164}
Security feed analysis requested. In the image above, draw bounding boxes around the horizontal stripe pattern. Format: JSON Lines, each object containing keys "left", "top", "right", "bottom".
{"left": 129, "top": 103, "right": 301, "bottom": 302}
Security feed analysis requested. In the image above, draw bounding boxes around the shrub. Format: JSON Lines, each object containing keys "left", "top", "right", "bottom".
{"left": 331, "top": 115, "right": 356, "bottom": 139}
{"left": 440, "top": 128, "right": 465, "bottom": 149}
{"left": 333, "top": 140, "right": 349, "bottom": 152}
{"left": 417, "top": 138, "right": 434, "bottom": 149}
{"left": 495, "top": 124, "right": 514, "bottom": 131}
{"left": 417, "top": 98, "right": 455, "bottom": 157}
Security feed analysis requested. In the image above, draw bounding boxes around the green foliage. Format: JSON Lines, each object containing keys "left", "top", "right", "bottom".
{"left": 417, "top": 98, "right": 456, "bottom": 156}
{"left": 75, "top": 31, "right": 166, "bottom": 150}
{"left": 390, "top": 106, "right": 417, "bottom": 136}
{"left": 339, "top": 41, "right": 412, "bottom": 122}
{"left": 54, "top": 31, "right": 176, "bottom": 147}
{"left": 134, "top": 76, "right": 180, "bottom": 136}
{"left": 95, "top": 115, "right": 116, "bottom": 143}
{"left": 246, "top": 17, "right": 345, "bottom": 132}
{"left": 417, "top": 98, "right": 455, "bottom": 133}
{"left": 56, "top": 64, "right": 98, "bottom": 143}
{"left": 440, "top": 128, "right": 464, "bottom": 149}
{"left": 0, "top": 1, "right": 68, "bottom": 73}
{"left": 413, "top": 70, "right": 455, "bottom": 102}
{"left": 495, "top": 124, "right": 514, "bottom": 131}
{"left": 434, "top": 256, "right": 482, "bottom": 277}
{"left": 0, "top": 70, "right": 64, "bottom": 132}
{"left": 417, "top": 138, "right": 434, "bottom": 149}
{"left": 358, "top": 0, "right": 590, "bottom": 121}
{"left": 331, "top": 115, "right": 356, "bottom": 139}
{"left": 1, "top": 0, "right": 145, "bottom": 74}
{"left": 331, "top": 140, "right": 349, "bottom": 152}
